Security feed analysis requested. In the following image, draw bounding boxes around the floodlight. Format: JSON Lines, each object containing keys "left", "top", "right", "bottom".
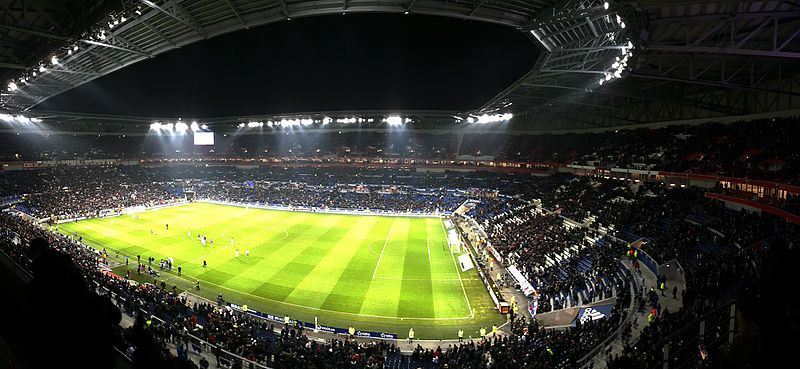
{"left": 385, "top": 116, "right": 403, "bottom": 126}
{"left": 7, "top": 82, "right": 17, "bottom": 91}
{"left": 604, "top": 2, "right": 609, "bottom": 10}
{"left": 190, "top": 121, "right": 200, "bottom": 131}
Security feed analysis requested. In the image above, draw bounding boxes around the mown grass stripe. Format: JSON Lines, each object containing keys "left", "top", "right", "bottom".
{"left": 320, "top": 217, "right": 393, "bottom": 314}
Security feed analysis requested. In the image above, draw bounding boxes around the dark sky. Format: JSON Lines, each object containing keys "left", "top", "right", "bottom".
{"left": 39, "top": 14, "right": 539, "bottom": 118}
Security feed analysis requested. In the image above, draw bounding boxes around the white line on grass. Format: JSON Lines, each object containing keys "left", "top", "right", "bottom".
{"left": 372, "top": 276, "right": 478, "bottom": 282}
{"left": 426, "top": 237, "right": 431, "bottom": 264}
{"left": 371, "top": 223, "right": 394, "bottom": 279}
{"left": 179, "top": 274, "right": 471, "bottom": 321}
{"left": 61, "top": 213, "right": 477, "bottom": 322}
{"left": 441, "top": 219, "right": 474, "bottom": 318}
{"left": 366, "top": 240, "right": 382, "bottom": 256}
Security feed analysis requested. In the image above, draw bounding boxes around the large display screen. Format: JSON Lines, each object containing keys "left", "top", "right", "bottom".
{"left": 193, "top": 131, "right": 214, "bottom": 145}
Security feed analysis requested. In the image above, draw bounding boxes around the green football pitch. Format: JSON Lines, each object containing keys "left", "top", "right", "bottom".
{"left": 58, "top": 202, "right": 502, "bottom": 339}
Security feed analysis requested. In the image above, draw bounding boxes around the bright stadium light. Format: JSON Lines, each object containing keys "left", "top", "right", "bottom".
{"left": 471, "top": 113, "right": 513, "bottom": 124}
{"left": 150, "top": 122, "right": 160, "bottom": 130}
{"left": 238, "top": 122, "right": 245, "bottom": 128}
{"left": 604, "top": 1, "right": 609, "bottom": 9}
{"left": 190, "top": 121, "right": 200, "bottom": 131}
{"left": 201, "top": 124, "right": 208, "bottom": 130}
{"left": 7, "top": 82, "right": 17, "bottom": 91}
{"left": 384, "top": 116, "right": 403, "bottom": 126}
{"left": 39, "top": 65, "right": 45, "bottom": 72}
{"left": 322, "top": 117, "right": 332, "bottom": 125}
{"left": 175, "top": 122, "right": 189, "bottom": 133}
{"left": 0, "top": 114, "right": 32, "bottom": 124}
{"left": 51, "top": 56, "right": 59, "bottom": 65}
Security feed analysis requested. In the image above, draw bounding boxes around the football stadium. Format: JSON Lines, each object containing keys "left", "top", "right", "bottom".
{"left": 0, "top": 1, "right": 798, "bottom": 369}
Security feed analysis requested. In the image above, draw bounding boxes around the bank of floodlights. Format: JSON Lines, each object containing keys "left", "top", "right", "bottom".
{"left": 4, "top": 3, "right": 138, "bottom": 99}
{"left": 459, "top": 113, "right": 513, "bottom": 124}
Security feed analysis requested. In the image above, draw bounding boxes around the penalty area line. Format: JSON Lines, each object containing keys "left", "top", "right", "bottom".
{"left": 441, "top": 219, "right": 474, "bottom": 318}
{"left": 371, "top": 223, "right": 394, "bottom": 279}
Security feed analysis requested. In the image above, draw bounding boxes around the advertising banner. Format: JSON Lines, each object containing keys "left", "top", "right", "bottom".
{"left": 570, "top": 304, "right": 615, "bottom": 326}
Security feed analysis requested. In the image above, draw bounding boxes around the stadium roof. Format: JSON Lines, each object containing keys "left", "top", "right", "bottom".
{"left": 1, "top": 0, "right": 800, "bottom": 131}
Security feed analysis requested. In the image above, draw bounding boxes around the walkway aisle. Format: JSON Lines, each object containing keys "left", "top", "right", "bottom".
{"left": 590, "top": 259, "right": 684, "bottom": 369}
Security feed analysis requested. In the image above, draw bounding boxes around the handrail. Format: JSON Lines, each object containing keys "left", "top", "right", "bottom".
{"left": 652, "top": 299, "right": 736, "bottom": 348}
{"left": 575, "top": 261, "right": 639, "bottom": 368}
{"left": 98, "top": 284, "right": 273, "bottom": 369}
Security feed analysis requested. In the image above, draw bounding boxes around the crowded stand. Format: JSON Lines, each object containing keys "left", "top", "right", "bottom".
{"left": 4, "top": 117, "right": 800, "bottom": 184}
{"left": 475, "top": 199, "right": 627, "bottom": 312}
{"left": 1, "top": 143, "right": 797, "bottom": 368}
{"left": 1, "top": 207, "right": 631, "bottom": 369}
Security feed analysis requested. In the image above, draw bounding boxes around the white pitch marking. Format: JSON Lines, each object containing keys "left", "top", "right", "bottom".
{"left": 426, "top": 236, "right": 432, "bottom": 264}
{"left": 371, "top": 223, "right": 394, "bottom": 279}
{"left": 441, "top": 219, "right": 474, "bottom": 318}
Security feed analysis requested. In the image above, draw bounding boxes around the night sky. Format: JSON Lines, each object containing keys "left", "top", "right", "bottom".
{"left": 39, "top": 14, "right": 539, "bottom": 118}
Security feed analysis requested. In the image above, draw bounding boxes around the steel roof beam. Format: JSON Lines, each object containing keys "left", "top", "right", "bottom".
{"left": 647, "top": 46, "right": 800, "bottom": 59}
{"left": 469, "top": 0, "right": 487, "bottom": 16}
{"left": 140, "top": 19, "right": 177, "bottom": 47}
{"left": 0, "top": 62, "right": 26, "bottom": 69}
{"left": 279, "top": 0, "right": 290, "bottom": 17}
{"left": 224, "top": 0, "right": 248, "bottom": 27}
{"left": 0, "top": 23, "right": 68, "bottom": 40}
{"left": 139, "top": 0, "right": 207, "bottom": 38}
{"left": 80, "top": 39, "right": 153, "bottom": 58}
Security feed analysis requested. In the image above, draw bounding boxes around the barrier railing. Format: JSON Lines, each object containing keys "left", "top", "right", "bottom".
{"left": 575, "top": 261, "right": 638, "bottom": 368}
{"left": 653, "top": 300, "right": 738, "bottom": 369}
{"left": 96, "top": 284, "right": 273, "bottom": 369}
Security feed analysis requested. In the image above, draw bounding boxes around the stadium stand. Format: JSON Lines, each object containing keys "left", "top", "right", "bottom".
{"left": 2, "top": 160, "right": 796, "bottom": 368}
